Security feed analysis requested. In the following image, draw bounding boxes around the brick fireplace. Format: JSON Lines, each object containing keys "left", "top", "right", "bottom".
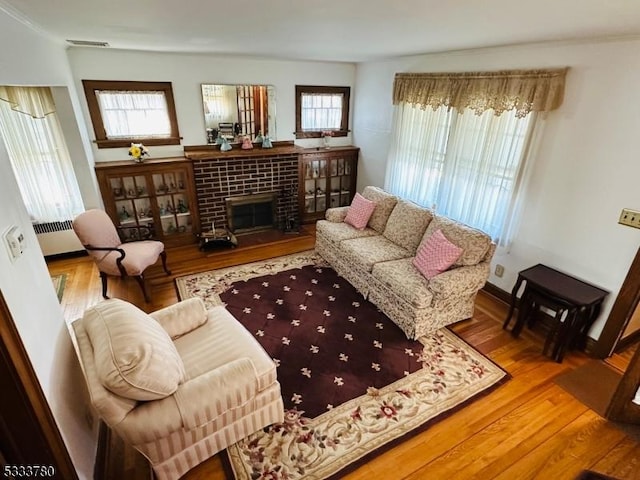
{"left": 226, "top": 192, "right": 278, "bottom": 233}
{"left": 187, "top": 145, "right": 300, "bottom": 234}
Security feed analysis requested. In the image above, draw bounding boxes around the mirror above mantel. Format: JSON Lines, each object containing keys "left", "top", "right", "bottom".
{"left": 201, "top": 84, "right": 276, "bottom": 144}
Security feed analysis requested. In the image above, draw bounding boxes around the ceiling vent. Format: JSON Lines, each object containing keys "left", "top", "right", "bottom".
{"left": 66, "top": 39, "right": 110, "bottom": 47}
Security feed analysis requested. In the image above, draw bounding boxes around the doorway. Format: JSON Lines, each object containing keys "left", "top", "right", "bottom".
{"left": 0, "top": 290, "right": 77, "bottom": 478}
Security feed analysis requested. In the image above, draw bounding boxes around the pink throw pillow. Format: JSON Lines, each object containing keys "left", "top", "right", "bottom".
{"left": 344, "top": 193, "right": 376, "bottom": 230}
{"left": 413, "top": 229, "right": 463, "bottom": 279}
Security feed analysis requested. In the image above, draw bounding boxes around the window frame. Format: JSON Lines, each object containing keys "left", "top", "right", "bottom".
{"left": 82, "top": 80, "right": 181, "bottom": 148}
{"left": 295, "top": 85, "right": 350, "bottom": 139}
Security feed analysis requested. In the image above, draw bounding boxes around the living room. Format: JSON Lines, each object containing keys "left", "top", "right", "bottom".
{"left": 1, "top": 1, "right": 640, "bottom": 479}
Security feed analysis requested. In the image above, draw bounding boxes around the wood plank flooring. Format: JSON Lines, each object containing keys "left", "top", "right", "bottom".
{"left": 47, "top": 228, "right": 640, "bottom": 480}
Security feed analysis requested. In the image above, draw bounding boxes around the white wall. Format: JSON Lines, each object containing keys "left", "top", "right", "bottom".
{"left": 352, "top": 38, "right": 640, "bottom": 340}
{"left": 67, "top": 48, "right": 357, "bottom": 162}
{"left": 0, "top": 10, "right": 96, "bottom": 479}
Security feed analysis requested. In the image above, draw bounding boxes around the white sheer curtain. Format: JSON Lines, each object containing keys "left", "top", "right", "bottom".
{"left": 0, "top": 87, "right": 84, "bottom": 223}
{"left": 385, "top": 102, "right": 536, "bottom": 244}
{"left": 96, "top": 90, "right": 171, "bottom": 139}
{"left": 301, "top": 93, "right": 342, "bottom": 130}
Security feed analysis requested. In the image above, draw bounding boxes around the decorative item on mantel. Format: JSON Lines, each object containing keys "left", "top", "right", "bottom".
{"left": 261, "top": 136, "right": 273, "bottom": 148}
{"left": 241, "top": 136, "right": 254, "bottom": 150}
{"left": 321, "top": 130, "right": 333, "bottom": 149}
{"left": 254, "top": 131, "right": 264, "bottom": 144}
{"left": 220, "top": 137, "right": 232, "bottom": 152}
{"left": 128, "top": 143, "right": 149, "bottom": 163}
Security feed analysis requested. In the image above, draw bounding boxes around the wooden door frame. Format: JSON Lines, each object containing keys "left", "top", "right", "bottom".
{"left": 0, "top": 289, "right": 77, "bottom": 479}
{"left": 593, "top": 246, "right": 640, "bottom": 358}
{"left": 606, "top": 338, "right": 640, "bottom": 422}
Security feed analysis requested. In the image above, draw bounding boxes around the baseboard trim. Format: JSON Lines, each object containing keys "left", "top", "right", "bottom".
{"left": 482, "top": 282, "right": 511, "bottom": 305}
{"left": 44, "top": 250, "right": 87, "bottom": 261}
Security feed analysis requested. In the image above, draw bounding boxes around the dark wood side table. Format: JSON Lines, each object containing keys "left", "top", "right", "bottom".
{"left": 503, "top": 264, "right": 609, "bottom": 362}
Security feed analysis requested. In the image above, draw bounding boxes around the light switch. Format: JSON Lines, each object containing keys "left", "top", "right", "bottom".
{"left": 3, "top": 225, "right": 25, "bottom": 261}
{"left": 619, "top": 208, "right": 640, "bottom": 229}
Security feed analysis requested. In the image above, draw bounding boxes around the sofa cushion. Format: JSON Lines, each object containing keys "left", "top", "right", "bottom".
{"left": 371, "top": 258, "right": 434, "bottom": 309}
{"left": 344, "top": 193, "right": 376, "bottom": 230}
{"left": 83, "top": 299, "right": 186, "bottom": 401}
{"left": 341, "top": 235, "right": 412, "bottom": 272}
{"left": 362, "top": 186, "right": 398, "bottom": 233}
{"left": 421, "top": 215, "right": 492, "bottom": 266}
{"left": 383, "top": 200, "right": 434, "bottom": 254}
{"left": 413, "top": 229, "right": 463, "bottom": 279}
{"left": 316, "top": 219, "right": 378, "bottom": 244}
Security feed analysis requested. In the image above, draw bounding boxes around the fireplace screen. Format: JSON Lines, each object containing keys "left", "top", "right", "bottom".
{"left": 226, "top": 193, "right": 277, "bottom": 233}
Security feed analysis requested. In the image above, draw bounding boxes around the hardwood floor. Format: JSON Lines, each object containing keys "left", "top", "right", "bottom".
{"left": 47, "top": 228, "right": 640, "bottom": 480}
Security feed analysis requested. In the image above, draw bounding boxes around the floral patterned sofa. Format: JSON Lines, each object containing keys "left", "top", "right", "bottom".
{"left": 315, "top": 186, "right": 496, "bottom": 339}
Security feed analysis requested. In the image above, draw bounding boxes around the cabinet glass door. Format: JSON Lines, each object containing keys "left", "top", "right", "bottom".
{"left": 303, "top": 158, "right": 327, "bottom": 214}
{"left": 110, "top": 175, "right": 154, "bottom": 240}
{"left": 327, "top": 156, "right": 353, "bottom": 207}
{"left": 152, "top": 170, "right": 192, "bottom": 236}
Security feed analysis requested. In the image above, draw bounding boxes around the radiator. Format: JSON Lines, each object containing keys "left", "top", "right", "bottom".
{"left": 34, "top": 221, "right": 84, "bottom": 256}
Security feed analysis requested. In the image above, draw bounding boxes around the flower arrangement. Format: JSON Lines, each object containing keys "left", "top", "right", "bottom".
{"left": 321, "top": 130, "right": 333, "bottom": 149}
{"left": 129, "top": 143, "right": 150, "bottom": 163}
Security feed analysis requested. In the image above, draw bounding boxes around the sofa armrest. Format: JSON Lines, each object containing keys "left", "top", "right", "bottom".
{"left": 325, "top": 206, "right": 349, "bottom": 223}
{"left": 428, "top": 262, "right": 490, "bottom": 297}
{"left": 150, "top": 297, "right": 208, "bottom": 339}
{"left": 115, "top": 357, "right": 258, "bottom": 443}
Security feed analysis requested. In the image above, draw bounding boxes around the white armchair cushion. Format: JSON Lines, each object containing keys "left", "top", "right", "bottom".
{"left": 97, "top": 240, "right": 165, "bottom": 276}
{"left": 83, "top": 299, "right": 186, "bottom": 401}
{"left": 150, "top": 297, "right": 208, "bottom": 339}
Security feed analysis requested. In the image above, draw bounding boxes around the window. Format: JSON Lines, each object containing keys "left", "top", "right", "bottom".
{"left": 0, "top": 86, "right": 84, "bottom": 223}
{"left": 385, "top": 104, "right": 536, "bottom": 243}
{"left": 295, "top": 85, "right": 350, "bottom": 138}
{"left": 82, "top": 80, "right": 181, "bottom": 148}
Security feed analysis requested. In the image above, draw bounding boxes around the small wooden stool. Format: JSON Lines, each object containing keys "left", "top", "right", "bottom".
{"left": 511, "top": 287, "right": 578, "bottom": 362}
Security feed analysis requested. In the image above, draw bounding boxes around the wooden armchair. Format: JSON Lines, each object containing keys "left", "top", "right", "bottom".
{"left": 72, "top": 209, "right": 171, "bottom": 301}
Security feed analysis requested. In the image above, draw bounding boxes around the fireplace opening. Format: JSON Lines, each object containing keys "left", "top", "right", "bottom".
{"left": 226, "top": 193, "right": 278, "bottom": 234}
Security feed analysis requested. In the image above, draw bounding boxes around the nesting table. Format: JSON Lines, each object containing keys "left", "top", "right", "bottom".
{"left": 503, "top": 264, "right": 608, "bottom": 362}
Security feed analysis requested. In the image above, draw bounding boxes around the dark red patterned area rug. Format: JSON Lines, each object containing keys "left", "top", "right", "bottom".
{"left": 176, "top": 251, "right": 508, "bottom": 480}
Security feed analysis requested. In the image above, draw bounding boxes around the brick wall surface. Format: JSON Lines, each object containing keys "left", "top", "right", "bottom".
{"left": 193, "top": 153, "right": 299, "bottom": 231}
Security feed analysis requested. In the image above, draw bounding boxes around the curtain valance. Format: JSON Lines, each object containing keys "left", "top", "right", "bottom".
{"left": 393, "top": 68, "right": 568, "bottom": 117}
{"left": 0, "top": 86, "right": 56, "bottom": 119}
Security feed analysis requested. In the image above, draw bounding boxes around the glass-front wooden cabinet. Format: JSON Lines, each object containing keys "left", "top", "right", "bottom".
{"left": 299, "top": 146, "right": 359, "bottom": 223}
{"left": 95, "top": 157, "right": 200, "bottom": 246}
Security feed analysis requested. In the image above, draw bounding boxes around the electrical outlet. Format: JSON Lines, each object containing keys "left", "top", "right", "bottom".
{"left": 494, "top": 264, "right": 504, "bottom": 277}
{"left": 619, "top": 208, "right": 640, "bottom": 229}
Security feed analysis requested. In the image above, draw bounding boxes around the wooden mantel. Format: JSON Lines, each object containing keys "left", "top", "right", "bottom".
{"left": 183, "top": 141, "right": 304, "bottom": 161}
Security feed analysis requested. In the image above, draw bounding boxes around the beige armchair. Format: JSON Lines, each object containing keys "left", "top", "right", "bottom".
{"left": 71, "top": 297, "right": 284, "bottom": 480}
{"left": 72, "top": 209, "right": 171, "bottom": 302}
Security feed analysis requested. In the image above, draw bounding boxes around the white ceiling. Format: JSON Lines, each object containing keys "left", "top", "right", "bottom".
{"left": 3, "top": 0, "right": 640, "bottom": 62}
